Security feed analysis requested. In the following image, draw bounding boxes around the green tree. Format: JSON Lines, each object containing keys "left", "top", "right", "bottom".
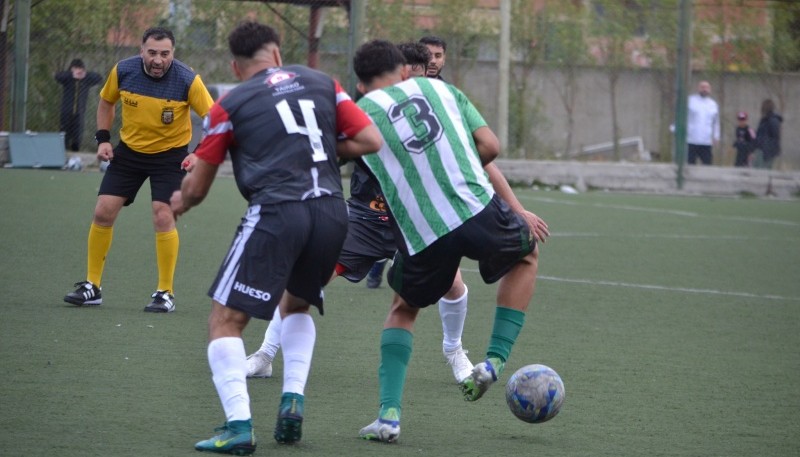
{"left": 637, "top": 0, "right": 679, "bottom": 162}
{"left": 540, "top": 1, "right": 587, "bottom": 157}
{"left": 590, "top": 0, "right": 643, "bottom": 161}
{"left": 506, "top": 0, "right": 550, "bottom": 159}
{"left": 364, "top": 0, "right": 417, "bottom": 43}
{"left": 424, "top": 0, "right": 493, "bottom": 88}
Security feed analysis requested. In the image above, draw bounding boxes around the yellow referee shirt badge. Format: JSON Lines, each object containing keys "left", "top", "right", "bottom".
{"left": 161, "top": 108, "right": 174, "bottom": 124}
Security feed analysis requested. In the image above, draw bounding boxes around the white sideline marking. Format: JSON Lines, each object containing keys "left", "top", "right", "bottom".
{"left": 525, "top": 196, "right": 800, "bottom": 227}
{"left": 460, "top": 268, "right": 800, "bottom": 302}
{"left": 551, "top": 232, "right": 788, "bottom": 241}
{"left": 536, "top": 275, "right": 800, "bottom": 302}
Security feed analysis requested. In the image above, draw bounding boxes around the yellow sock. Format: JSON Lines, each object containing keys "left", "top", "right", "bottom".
{"left": 87, "top": 223, "right": 113, "bottom": 286}
{"left": 155, "top": 229, "right": 179, "bottom": 293}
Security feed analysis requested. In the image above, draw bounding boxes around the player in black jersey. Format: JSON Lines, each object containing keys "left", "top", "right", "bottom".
{"left": 244, "top": 41, "right": 476, "bottom": 392}
{"left": 170, "top": 21, "right": 381, "bottom": 455}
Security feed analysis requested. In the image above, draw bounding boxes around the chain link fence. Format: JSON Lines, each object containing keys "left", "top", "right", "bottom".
{"left": 2, "top": 0, "right": 799, "bottom": 169}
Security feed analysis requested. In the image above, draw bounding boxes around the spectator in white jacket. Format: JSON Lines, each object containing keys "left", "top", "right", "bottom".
{"left": 686, "top": 80, "right": 720, "bottom": 165}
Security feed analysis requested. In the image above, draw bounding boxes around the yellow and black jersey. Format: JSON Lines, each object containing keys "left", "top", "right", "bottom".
{"left": 100, "top": 56, "right": 213, "bottom": 154}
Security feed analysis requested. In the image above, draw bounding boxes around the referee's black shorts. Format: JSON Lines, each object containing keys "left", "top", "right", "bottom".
{"left": 99, "top": 141, "right": 188, "bottom": 206}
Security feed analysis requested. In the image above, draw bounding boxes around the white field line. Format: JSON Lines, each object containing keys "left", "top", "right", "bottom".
{"left": 551, "top": 232, "right": 794, "bottom": 241}
{"left": 524, "top": 196, "right": 800, "bottom": 227}
{"left": 536, "top": 275, "right": 800, "bottom": 302}
{"left": 493, "top": 195, "right": 800, "bottom": 302}
{"left": 460, "top": 267, "right": 800, "bottom": 302}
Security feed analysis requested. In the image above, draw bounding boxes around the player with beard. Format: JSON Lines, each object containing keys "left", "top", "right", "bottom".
{"left": 63, "top": 27, "right": 213, "bottom": 313}
{"left": 419, "top": 35, "right": 447, "bottom": 80}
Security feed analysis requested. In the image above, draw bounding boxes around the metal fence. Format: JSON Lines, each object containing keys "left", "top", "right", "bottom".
{"left": 2, "top": 0, "right": 799, "bottom": 169}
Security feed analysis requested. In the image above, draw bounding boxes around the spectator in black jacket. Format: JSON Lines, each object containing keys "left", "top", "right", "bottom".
{"left": 753, "top": 99, "right": 783, "bottom": 170}
{"left": 55, "top": 59, "right": 102, "bottom": 151}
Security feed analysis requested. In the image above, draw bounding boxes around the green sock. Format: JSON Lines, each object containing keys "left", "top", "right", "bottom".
{"left": 378, "top": 328, "right": 413, "bottom": 417}
{"left": 486, "top": 306, "right": 526, "bottom": 364}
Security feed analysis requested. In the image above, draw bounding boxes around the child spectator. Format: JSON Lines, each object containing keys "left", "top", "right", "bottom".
{"left": 733, "top": 111, "right": 756, "bottom": 167}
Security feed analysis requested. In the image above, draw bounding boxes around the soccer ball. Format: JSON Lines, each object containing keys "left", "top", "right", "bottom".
{"left": 64, "top": 156, "right": 83, "bottom": 171}
{"left": 505, "top": 364, "right": 565, "bottom": 423}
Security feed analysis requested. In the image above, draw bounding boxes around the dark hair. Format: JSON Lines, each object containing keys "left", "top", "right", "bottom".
{"left": 396, "top": 42, "right": 431, "bottom": 67}
{"left": 142, "top": 27, "right": 175, "bottom": 46}
{"left": 419, "top": 35, "right": 447, "bottom": 52}
{"left": 228, "top": 21, "right": 281, "bottom": 58}
{"left": 69, "top": 59, "right": 85, "bottom": 69}
{"left": 353, "top": 39, "right": 406, "bottom": 85}
{"left": 761, "top": 99, "right": 775, "bottom": 117}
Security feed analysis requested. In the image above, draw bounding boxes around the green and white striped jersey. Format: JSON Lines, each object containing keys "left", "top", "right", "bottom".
{"left": 357, "top": 77, "right": 494, "bottom": 255}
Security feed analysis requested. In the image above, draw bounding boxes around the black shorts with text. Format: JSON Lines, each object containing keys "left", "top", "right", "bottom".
{"left": 208, "top": 197, "right": 348, "bottom": 320}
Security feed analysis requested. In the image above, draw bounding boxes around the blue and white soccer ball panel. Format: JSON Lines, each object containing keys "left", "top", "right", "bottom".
{"left": 505, "top": 363, "right": 565, "bottom": 424}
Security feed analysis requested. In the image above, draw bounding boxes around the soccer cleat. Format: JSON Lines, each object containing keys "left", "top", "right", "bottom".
{"left": 144, "top": 290, "right": 175, "bottom": 313}
{"left": 460, "top": 357, "right": 504, "bottom": 402}
{"left": 274, "top": 392, "right": 304, "bottom": 444}
{"left": 64, "top": 281, "right": 102, "bottom": 306}
{"left": 444, "top": 346, "right": 474, "bottom": 383}
{"left": 195, "top": 419, "right": 256, "bottom": 455}
{"left": 246, "top": 352, "right": 273, "bottom": 378}
{"left": 359, "top": 407, "right": 400, "bottom": 443}
{"left": 366, "top": 260, "right": 387, "bottom": 289}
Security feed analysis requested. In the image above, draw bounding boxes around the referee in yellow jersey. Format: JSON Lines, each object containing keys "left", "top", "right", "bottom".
{"left": 64, "top": 27, "right": 213, "bottom": 313}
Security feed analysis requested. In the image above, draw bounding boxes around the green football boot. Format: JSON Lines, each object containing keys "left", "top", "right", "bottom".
{"left": 274, "top": 392, "right": 304, "bottom": 444}
{"left": 195, "top": 419, "right": 255, "bottom": 455}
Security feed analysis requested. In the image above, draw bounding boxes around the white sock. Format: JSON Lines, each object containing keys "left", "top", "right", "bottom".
{"left": 438, "top": 285, "right": 468, "bottom": 353}
{"left": 208, "top": 337, "right": 251, "bottom": 422}
{"left": 258, "top": 307, "right": 282, "bottom": 360}
{"left": 280, "top": 313, "right": 316, "bottom": 395}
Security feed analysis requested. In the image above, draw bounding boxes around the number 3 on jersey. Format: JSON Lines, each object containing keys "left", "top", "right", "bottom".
{"left": 389, "top": 95, "right": 443, "bottom": 154}
{"left": 276, "top": 99, "right": 327, "bottom": 162}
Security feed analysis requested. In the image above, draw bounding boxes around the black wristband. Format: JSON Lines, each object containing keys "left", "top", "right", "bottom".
{"left": 95, "top": 129, "right": 111, "bottom": 145}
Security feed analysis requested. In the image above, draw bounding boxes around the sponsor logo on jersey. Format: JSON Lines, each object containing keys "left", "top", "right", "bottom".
{"left": 265, "top": 69, "right": 305, "bottom": 96}
{"left": 123, "top": 97, "right": 138, "bottom": 108}
{"left": 265, "top": 70, "right": 298, "bottom": 87}
{"left": 233, "top": 281, "right": 272, "bottom": 301}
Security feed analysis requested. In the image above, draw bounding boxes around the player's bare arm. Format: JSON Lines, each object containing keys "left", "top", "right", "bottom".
{"left": 181, "top": 153, "right": 198, "bottom": 172}
{"left": 471, "top": 126, "right": 500, "bottom": 165}
{"left": 484, "top": 163, "right": 549, "bottom": 243}
{"left": 336, "top": 124, "right": 382, "bottom": 159}
{"left": 171, "top": 158, "right": 218, "bottom": 216}
{"left": 96, "top": 98, "right": 116, "bottom": 162}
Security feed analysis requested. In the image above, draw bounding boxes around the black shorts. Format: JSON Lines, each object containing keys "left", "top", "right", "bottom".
{"left": 387, "top": 195, "right": 534, "bottom": 308}
{"left": 337, "top": 205, "right": 396, "bottom": 283}
{"left": 208, "top": 197, "right": 348, "bottom": 320}
{"left": 99, "top": 141, "right": 188, "bottom": 206}
{"left": 687, "top": 144, "right": 712, "bottom": 165}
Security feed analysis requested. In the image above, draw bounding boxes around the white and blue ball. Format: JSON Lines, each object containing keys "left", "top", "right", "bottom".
{"left": 505, "top": 364, "right": 565, "bottom": 423}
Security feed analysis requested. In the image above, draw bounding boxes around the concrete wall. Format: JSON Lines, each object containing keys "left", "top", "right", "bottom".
{"left": 495, "top": 159, "right": 800, "bottom": 199}
{"left": 458, "top": 62, "right": 799, "bottom": 170}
